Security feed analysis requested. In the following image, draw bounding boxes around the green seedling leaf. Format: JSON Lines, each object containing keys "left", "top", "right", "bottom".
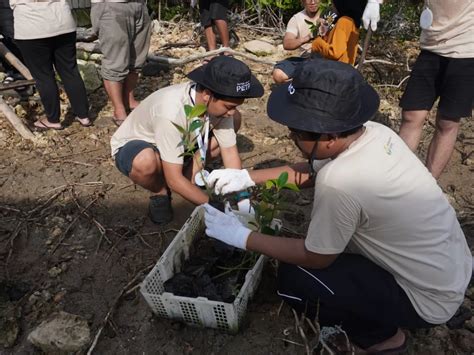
{"left": 189, "top": 119, "right": 203, "bottom": 132}
{"left": 277, "top": 172, "right": 289, "bottom": 188}
{"left": 189, "top": 103, "right": 207, "bottom": 118}
{"left": 171, "top": 122, "right": 186, "bottom": 134}
{"left": 283, "top": 183, "right": 299, "bottom": 191}
{"left": 184, "top": 104, "right": 193, "bottom": 118}
{"left": 265, "top": 180, "right": 275, "bottom": 189}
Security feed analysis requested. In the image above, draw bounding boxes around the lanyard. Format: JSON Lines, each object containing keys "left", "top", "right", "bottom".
{"left": 189, "top": 84, "right": 210, "bottom": 165}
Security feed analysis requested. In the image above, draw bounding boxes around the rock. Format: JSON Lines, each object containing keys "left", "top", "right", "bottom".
{"left": 27, "top": 311, "right": 90, "bottom": 354}
{"left": 0, "top": 301, "right": 20, "bottom": 348}
{"left": 243, "top": 40, "right": 276, "bottom": 56}
{"left": 0, "top": 72, "right": 6, "bottom": 82}
{"left": 76, "top": 49, "right": 90, "bottom": 61}
{"left": 48, "top": 266, "right": 63, "bottom": 278}
{"left": 77, "top": 60, "right": 102, "bottom": 93}
{"left": 76, "top": 27, "right": 97, "bottom": 43}
{"left": 453, "top": 329, "right": 474, "bottom": 353}
{"left": 14, "top": 104, "right": 27, "bottom": 118}
{"left": 89, "top": 53, "right": 103, "bottom": 63}
{"left": 465, "top": 317, "right": 474, "bottom": 332}
{"left": 76, "top": 41, "right": 101, "bottom": 54}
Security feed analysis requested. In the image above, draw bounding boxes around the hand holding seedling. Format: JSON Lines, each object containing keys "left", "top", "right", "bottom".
{"left": 204, "top": 203, "right": 252, "bottom": 250}
{"left": 207, "top": 168, "right": 255, "bottom": 195}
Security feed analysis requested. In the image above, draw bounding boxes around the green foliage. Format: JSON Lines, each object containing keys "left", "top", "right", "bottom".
{"left": 251, "top": 172, "right": 299, "bottom": 235}
{"left": 174, "top": 103, "right": 208, "bottom": 159}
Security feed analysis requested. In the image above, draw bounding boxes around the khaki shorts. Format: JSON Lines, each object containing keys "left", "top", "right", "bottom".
{"left": 91, "top": 2, "right": 151, "bottom": 82}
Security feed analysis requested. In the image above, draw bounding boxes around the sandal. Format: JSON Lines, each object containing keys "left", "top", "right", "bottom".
{"left": 75, "top": 116, "right": 93, "bottom": 127}
{"left": 369, "top": 334, "right": 409, "bottom": 355}
{"left": 33, "top": 119, "right": 64, "bottom": 131}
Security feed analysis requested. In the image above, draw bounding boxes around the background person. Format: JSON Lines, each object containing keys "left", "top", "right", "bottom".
{"left": 311, "top": 0, "right": 368, "bottom": 66}
{"left": 204, "top": 59, "right": 472, "bottom": 353}
{"left": 110, "top": 56, "right": 263, "bottom": 225}
{"left": 11, "top": 0, "right": 91, "bottom": 130}
{"left": 272, "top": 0, "right": 321, "bottom": 83}
{"left": 198, "top": 0, "right": 230, "bottom": 61}
{"left": 91, "top": 0, "right": 151, "bottom": 126}
{"left": 398, "top": 1, "right": 474, "bottom": 179}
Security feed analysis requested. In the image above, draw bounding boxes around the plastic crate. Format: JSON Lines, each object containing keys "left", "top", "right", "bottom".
{"left": 140, "top": 206, "right": 266, "bottom": 333}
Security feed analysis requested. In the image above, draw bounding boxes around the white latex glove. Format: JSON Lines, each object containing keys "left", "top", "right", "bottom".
{"left": 207, "top": 169, "right": 255, "bottom": 195}
{"left": 204, "top": 203, "right": 252, "bottom": 250}
{"left": 362, "top": 0, "right": 381, "bottom": 31}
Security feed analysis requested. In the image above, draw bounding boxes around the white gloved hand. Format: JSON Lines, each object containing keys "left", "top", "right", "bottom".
{"left": 204, "top": 203, "right": 252, "bottom": 250}
{"left": 207, "top": 169, "right": 255, "bottom": 195}
{"left": 362, "top": 0, "right": 381, "bottom": 31}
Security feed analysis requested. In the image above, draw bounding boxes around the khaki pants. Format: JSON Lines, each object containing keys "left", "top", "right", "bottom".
{"left": 91, "top": 2, "right": 151, "bottom": 82}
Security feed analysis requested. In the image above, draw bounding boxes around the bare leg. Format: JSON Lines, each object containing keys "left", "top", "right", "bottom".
{"left": 128, "top": 148, "right": 168, "bottom": 194}
{"left": 399, "top": 109, "right": 430, "bottom": 151}
{"left": 204, "top": 25, "right": 217, "bottom": 51}
{"left": 123, "top": 71, "right": 140, "bottom": 111}
{"left": 426, "top": 114, "right": 460, "bottom": 179}
{"left": 214, "top": 19, "right": 229, "bottom": 48}
{"left": 272, "top": 68, "right": 290, "bottom": 84}
{"left": 103, "top": 79, "right": 127, "bottom": 120}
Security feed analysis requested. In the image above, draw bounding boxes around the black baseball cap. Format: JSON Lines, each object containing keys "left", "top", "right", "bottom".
{"left": 267, "top": 57, "right": 380, "bottom": 133}
{"left": 187, "top": 56, "right": 264, "bottom": 99}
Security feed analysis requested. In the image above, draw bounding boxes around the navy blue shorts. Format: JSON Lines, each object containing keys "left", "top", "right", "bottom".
{"left": 273, "top": 56, "right": 307, "bottom": 79}
{"left": 115, "top": 140, "right": 158, "bottom": 177}
{"left": 400, "top": 50, "right": 474, "bottom": 119}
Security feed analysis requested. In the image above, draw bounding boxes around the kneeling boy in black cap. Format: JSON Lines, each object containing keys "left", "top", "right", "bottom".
{"left": 203, "top": 58, "right": 471, "bottom": 352}
{"left": 110, "top": 56, "right": 264, "bottom": 224}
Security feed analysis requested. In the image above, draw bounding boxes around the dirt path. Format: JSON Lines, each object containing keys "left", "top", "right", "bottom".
{"left": 0, "top": 29, "right": 473, "bottom": 354}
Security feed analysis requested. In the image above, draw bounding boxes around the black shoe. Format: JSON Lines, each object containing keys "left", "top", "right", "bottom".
{"left": 148, "top": 194, "right": 173, "bottom": 225}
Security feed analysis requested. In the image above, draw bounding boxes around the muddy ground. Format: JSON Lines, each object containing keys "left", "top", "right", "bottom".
{"left": 1, "top": 24, "right": 473, "bottom": 354}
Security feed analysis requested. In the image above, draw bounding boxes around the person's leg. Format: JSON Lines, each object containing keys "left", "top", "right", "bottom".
{"left": 214, "top": 19, "right": 229, "bottom": 48}
{"left": 16, "top": 38, "right": 62, "bottom": 127}
{"left": 399, "top": 50, "right": 439, "bottom": 151}
{"left": 125, "top": 3, "right": 151, "bottom": 111}
{"left": 272, "top": 68, "right": 290, "bottom": 83}
{"left": 204, "top": 26, "right": 217, "bottom": 51}
{"left": 426, "top": 115, "right": 460, "bottom": 179}
{"left": 52, "top": 32, "right": 90, "bottom": 123}
{"left": 398, "top": 109, "right": 430, "bottom": 151}
{"left": 426, "top": 56, "right": 474, "bottom": 178}
{"left": 277, "top": 254, "right": 433, "bottom": 350}
{"left": 115, "top": 140, "right": 172, "bottom": 224}
{"left": 97, "top": 3, "right": 134, "bottom": 123}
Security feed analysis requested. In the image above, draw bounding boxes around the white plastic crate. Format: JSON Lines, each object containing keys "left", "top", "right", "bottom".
{"left": 140, "top": 206, "right": 266, "bottom": 333}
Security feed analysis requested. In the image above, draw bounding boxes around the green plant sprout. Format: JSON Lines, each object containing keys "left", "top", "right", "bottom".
{"left": 212, "top": 172, "right": 300, "bottom": 281}
{"left": 251, "top": 171, "right": 299, "bottom": 235}
{"left": 172, "top": 103, "right": 213, "bottom": 195}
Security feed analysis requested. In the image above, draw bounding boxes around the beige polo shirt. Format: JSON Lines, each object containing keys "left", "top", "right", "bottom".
{"left": 110, "top": 82, "right": 237, "bottom": 164}
{"left": 420, "top": 0, "right": 474, "bottom": 58}
{"left": 286, "top": 10, "right": 320, "bottom": 54}
{"left": 10, "top": 1, "right": 76, "bottom": 40}
{"left": 305, "top": 121, "right": 472, "bottom": 324}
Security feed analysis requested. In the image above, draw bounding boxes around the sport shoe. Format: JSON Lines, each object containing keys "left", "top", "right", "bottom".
{"left": 148, "top": 194, "right": 173, "bottom": 225}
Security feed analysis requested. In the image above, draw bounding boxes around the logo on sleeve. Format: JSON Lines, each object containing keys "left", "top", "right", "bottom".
{"left": 384, "top": 137, "right": 394, "bottom": 155}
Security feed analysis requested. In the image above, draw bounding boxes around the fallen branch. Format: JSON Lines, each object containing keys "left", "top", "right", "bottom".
{"left": 0, "top": 42, "right": 33, "bottom": 80}
{"left": 0, "top": 79, "right": 35, "bottom": 91}
{"left": 375, "top": 75, "right": 410, "bottom": 88}
{"left": 148, "top": 47, "right": 276, "bottom": 66}
{"left": 0, "top": 96, "right": 36, "bottom": 141}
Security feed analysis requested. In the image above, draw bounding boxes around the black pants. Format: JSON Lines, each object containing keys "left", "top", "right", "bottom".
{"left": 16, "top": 31, "right": 89, "bottom": 123}
{"left": 277, "top": 254, "right": 434, "bottom": 349}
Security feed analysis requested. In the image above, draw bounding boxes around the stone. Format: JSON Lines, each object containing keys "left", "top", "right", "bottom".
{"left": 89, "top": 53, "right": 103, "bottom": 63}
{"left": 77, "top": 60, "right": 102, "bottom": 93}
{"left": 0, "top": 72, "right": 6, "bottom": 82}
{"left": 0, "top": 301, "right": 19, "bottom": 348}
{"left": 48, "top": 266, "right": 63, "bottom": 278}
{"left": 243, "top": 40, "right": 277, "bottom": 56}
{"left": 27, "top": 311, "right": 90, "bottom": 354}
{"left": 76, "top": 27, "right": 97, "bottom": 43}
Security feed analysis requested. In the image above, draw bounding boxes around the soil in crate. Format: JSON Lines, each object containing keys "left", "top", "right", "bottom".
{"left": 163, "top": 235, "right": 255, "bottom": 303}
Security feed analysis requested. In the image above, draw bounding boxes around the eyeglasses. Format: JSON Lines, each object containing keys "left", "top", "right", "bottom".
{"left": 289, "top": 128, "right": 321, "bottom": 141}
